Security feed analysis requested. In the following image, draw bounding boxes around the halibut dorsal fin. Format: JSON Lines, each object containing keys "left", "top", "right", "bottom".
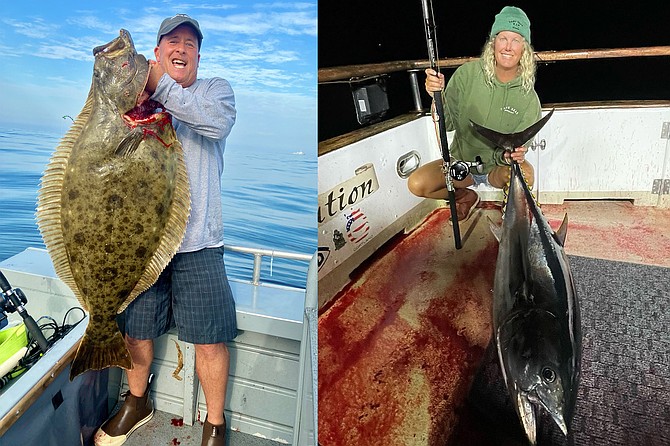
{"left": 36, "top": 86, "right": 95, "bottom": 309}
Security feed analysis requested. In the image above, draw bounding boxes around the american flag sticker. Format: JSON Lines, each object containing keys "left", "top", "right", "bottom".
{"left": 345, "top": 208, "right": 370, "bottom": 244}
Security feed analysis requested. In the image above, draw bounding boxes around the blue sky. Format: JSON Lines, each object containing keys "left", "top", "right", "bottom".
{"left": 0, "top": 1, "right": 317, "bottom": 153}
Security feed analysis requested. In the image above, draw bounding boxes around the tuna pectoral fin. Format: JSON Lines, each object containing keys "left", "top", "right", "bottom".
{"left": 554, "top": 213, "right": 569, "bottom": 247}
{"left": 69, "top": 329, "right": 132, "bottom": 381}
{"left": 114, "top": 128, "right": 144, "bottom": 158}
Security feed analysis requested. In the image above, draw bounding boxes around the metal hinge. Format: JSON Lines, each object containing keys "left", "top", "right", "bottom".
{"left": 662, "top": 122, "right": 670, "bottom": 139}
{"left": 652, "top": 179, "right": 670, "bottom": 194}
{"left": 529, "top": 139, "right": 546, "bottom": 151}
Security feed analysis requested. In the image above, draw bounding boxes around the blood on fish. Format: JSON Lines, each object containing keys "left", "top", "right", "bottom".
{"left": 122, "top": 99, "right": 173, "bottom": 148}
{"left": 142, "top": 127, "right": 172, "bottom": 148}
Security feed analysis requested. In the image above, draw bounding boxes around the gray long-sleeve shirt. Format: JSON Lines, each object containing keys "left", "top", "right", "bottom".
{"left": 151, "top": 73, "right": 236, "bottom": 253}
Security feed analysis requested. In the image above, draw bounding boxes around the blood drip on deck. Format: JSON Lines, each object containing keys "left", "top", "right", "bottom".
{"left": 319, "top": 207, "right": 499, "bottom": 445}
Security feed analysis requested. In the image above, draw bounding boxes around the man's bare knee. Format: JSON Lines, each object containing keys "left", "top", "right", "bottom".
{"left": 407, "top": 173, "right": 426, "bottom": 197}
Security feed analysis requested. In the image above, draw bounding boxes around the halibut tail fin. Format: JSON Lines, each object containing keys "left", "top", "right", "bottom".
{"left": 69, "top": 326, "right": 132, "bottom": 381}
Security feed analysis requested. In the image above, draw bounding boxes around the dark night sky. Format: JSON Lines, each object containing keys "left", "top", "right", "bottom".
{"left": 319, "top": 1, "right": 670, "bottom": 65}
{"left": 318, "top": 1, "right": 670, "bottom": 140}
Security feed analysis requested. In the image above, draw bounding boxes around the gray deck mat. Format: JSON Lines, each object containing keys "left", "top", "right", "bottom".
{"left": 450, "top": 255, "right": 670, "bottom": 446}
{"left": 117, "top": 409, "right": 282, "bottom": 446}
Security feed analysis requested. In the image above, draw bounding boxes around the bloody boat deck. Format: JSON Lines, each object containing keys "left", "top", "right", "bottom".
{"left": 318, "top": 200, "right": 670, "bottom": 445}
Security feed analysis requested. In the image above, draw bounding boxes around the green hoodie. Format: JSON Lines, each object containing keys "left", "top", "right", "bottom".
{"left": 439, "top": 60, "right": 541, "bottom": 174}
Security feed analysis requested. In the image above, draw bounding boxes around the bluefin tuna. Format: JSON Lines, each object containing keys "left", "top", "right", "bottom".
{"left": 36, "top": 29, "right": 190, "bottom": 380}
{"left": 470, "top": 111, "right": 582, "bottom": 445}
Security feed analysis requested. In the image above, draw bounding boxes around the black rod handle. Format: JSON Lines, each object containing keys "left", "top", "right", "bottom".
{"left": 20, "top": 311, "right": 50, "bottom": 353}
{"left": 0, "top": 270, "right": 11, "bottom": 293}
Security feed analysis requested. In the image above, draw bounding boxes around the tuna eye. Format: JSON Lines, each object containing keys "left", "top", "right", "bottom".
{"left": 542, "top": 367, "right": 556, "bottom": 383}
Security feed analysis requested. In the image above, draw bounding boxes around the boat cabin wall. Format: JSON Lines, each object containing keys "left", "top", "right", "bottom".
{"left": 531, "top": 103, "right": 670, "bottom": 207}
{"left": 318, "top": 114, "right": 442, "bottom": 307}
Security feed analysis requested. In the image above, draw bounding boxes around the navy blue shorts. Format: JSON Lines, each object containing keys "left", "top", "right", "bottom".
{"left": 122, "top": 246, "right": 238, "bottom": 344}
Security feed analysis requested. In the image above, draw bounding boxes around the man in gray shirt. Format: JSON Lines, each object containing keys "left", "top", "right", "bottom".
{"left": 94, "top": 14, "right": 237, "bottom": 446}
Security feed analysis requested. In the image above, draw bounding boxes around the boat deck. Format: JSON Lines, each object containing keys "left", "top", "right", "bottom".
{"left": 318, "top": 200, "right": 670, "bottom": 445}
{"left": 118, "top": 409, "right": 282, "bottom": 446}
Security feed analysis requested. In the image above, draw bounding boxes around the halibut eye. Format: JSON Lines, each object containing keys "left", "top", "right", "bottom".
{"left": 542, "top": 367, "right": 556, "bottom": 383}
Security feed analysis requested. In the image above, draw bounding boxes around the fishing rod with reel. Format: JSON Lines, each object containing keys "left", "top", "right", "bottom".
{"left": 420, "top": 0, "right": 462, "bottom": 249}
{"left": 0, "top": 270, "right": 50, "bottom": 353}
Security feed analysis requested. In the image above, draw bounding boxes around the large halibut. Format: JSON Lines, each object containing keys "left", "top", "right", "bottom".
{"left": 36, "top": 29, "right": 190, "bottom": 380}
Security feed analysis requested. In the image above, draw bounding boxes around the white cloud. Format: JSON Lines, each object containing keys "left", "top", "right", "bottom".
{"left": 200, "top": 10, "right": 316, "bottom": 37}
{"left": 207, "top": 40, "right": 301, "bottom": 64}
{"left": 0, "top": 44, "right": 24, "bottom": 58}
{"left": 32, "top": 35, "right": 104, "bottom": 62}
{"left": 66, "top": 15, "right": 117, "bottom": 34}
{"left": 163, "top": 3, "right": 239, "bottom": 11}
{"left": 3, "top": 18, "right": 59, "bottom": 39}
{"left": 258, "top": 3, "right": 315, "bottom": 10}
{"left": 198, "top": 61, "right": 315, "bottom": 96}
{"left": 265, "top": 50, "right": 300, "bottom": 64}
{"left": 35, "top": 44, "right": 92, "bottom": 61}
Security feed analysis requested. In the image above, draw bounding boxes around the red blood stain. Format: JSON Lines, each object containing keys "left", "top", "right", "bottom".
{"left": 319, "top": 208, "right": 498, "bottom": 445}
{"left": 171, "top": 418, "right": 184, "bottom": 427}
{"left": 542, "top": 201, "right": 670, "bottom": 267}
{"left": 171, "top": 439, "right": 180, "bottom": 445}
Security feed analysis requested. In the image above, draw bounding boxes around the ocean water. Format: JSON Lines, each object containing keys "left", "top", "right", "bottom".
{"left": 0, "top": 126, "right": 317, "bottom": 290}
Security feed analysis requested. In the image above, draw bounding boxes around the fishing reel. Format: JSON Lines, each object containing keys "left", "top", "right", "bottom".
{"left": 446, "top": 156, "right": 484, "bottom": 181}
{"left": 0, "top": 271, "right": 49, "bottom": 353}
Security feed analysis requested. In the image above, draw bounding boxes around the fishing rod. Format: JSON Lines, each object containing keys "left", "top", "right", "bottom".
{"left": 420, "top": 0, "right": 462, "bottom": 249}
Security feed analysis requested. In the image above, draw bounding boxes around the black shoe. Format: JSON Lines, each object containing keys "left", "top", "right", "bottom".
{"left": 201, "top": 415, "right": 226, "bottom": 446}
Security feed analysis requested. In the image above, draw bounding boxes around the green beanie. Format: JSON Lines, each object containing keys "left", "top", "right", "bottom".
{"left": 490, "top": 6, "right": 531, "bottom": 44}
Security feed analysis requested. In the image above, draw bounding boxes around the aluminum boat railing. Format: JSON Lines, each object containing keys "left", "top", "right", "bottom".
{"left": 226, "top": 244, "right": 313, "bottom": 286}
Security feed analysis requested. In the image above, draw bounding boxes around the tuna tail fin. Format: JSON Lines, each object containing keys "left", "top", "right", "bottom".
{"left": 469, "top": 109, "right": 555, "bottom": 151}
{"left": 69, "top": 326, "right": 132, "bottom": 381}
